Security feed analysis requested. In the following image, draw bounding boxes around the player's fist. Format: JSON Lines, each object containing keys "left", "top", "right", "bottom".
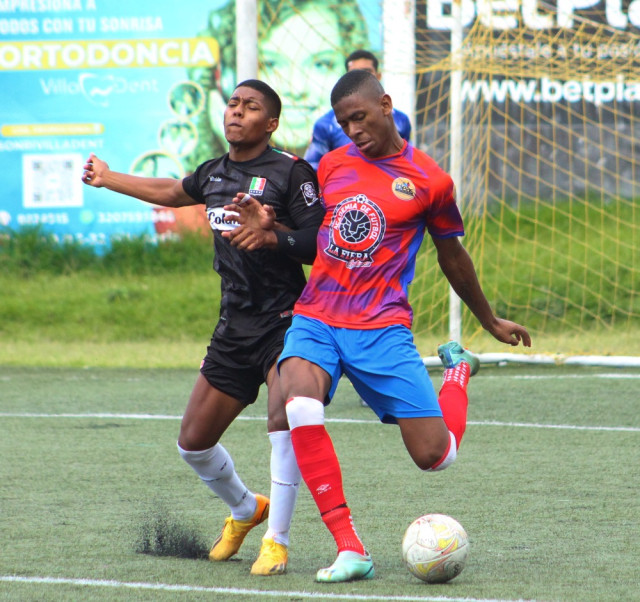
{"left": 81, "top": 153, "right": 109, "bottom": 187}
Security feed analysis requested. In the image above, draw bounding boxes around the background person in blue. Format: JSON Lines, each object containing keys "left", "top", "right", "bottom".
{"left": 304, "top": 49, "right": 412, "bottom": 170}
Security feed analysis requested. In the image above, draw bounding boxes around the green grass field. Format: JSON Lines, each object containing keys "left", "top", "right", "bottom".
{"left": 1, "top": 364, "right": 638, "bottom": 602}
{"left": 2, "top": 222, "right": 639, "bottom": 358}
{"left": 1, "top": 222, "right": 638, "bottom": 600}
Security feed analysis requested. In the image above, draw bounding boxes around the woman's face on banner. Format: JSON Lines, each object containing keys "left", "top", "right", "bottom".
{"left": 259, "top": 5, "right": 344, "bottom": 152}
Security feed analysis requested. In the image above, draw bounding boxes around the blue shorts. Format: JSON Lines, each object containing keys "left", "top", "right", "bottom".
{"left": 278, "top": 315, "right": 441, "bottom": 424}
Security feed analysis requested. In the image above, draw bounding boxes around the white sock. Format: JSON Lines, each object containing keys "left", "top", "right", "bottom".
{"left": 177, "top": 442, "right": 256, "bottom": 519}
{"left": 263, "top": 430, "right": 300, "bottom": 547}
{"left": 424, "top": 432, "right": 457, "bottom": 472}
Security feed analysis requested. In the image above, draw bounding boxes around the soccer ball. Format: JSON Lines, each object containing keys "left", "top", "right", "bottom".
{"left": 401, "top": 513, "right": 470, "bottom": 583}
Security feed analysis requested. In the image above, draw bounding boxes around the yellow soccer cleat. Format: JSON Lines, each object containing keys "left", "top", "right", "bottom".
{"left": 316, "top": 550, "right": 375, "bottom": 583}
{"left": 250, "top": 537, "right": 288, "bottom": 576}
{"left": 209, "top": 494, "right": 270, "bottom": 561}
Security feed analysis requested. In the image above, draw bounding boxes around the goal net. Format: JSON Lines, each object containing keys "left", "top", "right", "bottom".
{"left": 411, "top": 1, "right": 640, "bottom": 358}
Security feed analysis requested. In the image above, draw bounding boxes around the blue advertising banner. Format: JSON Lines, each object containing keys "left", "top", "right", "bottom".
{"left": 0, "top": 0, "right": 382, "bottom": 248}
{"left": 0, "top": 0, "right": 229, "bottom": 246}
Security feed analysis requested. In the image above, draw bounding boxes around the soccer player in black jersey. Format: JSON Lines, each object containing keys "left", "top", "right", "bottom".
{"left": 81, "top": 80, "right": 325, "bottom": 576}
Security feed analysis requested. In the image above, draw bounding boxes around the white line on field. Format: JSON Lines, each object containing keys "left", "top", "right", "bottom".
{"left": 0, "top": 412, "right": 638, "bottom": 432}
{"left": 466, "top": 420, "right": 639, "bottom": 432}
{"left": 479, "top": 373, "right": 640, "bottom": 379}
{"left": 0, "top": 412, "right": 182, "bottom": 420}
{"left": 0, "top": 575, "right": 535, "bottom": 602}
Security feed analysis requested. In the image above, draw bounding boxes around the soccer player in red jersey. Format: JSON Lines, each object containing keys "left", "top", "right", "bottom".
{"left": 273, "top": 70, "right": 531, "bottom": 582}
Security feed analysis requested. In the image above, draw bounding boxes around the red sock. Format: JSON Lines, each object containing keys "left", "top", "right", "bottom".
{"left": 322, "top": 506, "right": 365, "bottom": 555}
{"left": 439, "top": 363, "right": 470, "bottom": 448}
{"left": 290, "top": 424, "right": 346, "bottom": 514}
{"left": 290, "top": 424, "right": 364, "bottom": 554}
{"left": 443, "top": 361, "right": 471, "bottom": 389}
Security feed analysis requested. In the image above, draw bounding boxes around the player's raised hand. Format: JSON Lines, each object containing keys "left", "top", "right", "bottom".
{"left": 81, "top": 153, "right": 109, "bottom": 187}
{"left": 486, "top": 318, "right": 532, "bottom": 347}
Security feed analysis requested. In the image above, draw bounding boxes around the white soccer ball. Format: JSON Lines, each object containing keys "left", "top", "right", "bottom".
{"left": 401, "top": 513, "right": 470, "bottom": 583}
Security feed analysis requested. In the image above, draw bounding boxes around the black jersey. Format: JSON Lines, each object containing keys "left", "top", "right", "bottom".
{"left": 182, "top": 146, "right": 324, "bottom": 335}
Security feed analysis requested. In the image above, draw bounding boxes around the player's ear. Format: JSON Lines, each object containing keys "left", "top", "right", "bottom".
{"left": 381, "top": 93, "right": 393, "bottom": 116}
{"left": 266, "top": 116, "right": 279, "bottom": 134}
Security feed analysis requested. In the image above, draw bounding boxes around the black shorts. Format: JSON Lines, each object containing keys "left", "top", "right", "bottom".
{"left": 199, "top": 315, "right": 291, "bottom": 406}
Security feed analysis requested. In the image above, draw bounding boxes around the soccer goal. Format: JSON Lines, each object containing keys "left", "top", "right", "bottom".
{"left": 410, "top": 0, "right": 640, "bottom": 365}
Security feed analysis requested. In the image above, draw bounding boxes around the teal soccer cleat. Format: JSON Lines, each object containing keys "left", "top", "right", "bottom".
{"left": 437, "top": 341, "right": 480, "bottom": 376}
{"left": 316, "top": 550, "right": 375, "bottom": 583}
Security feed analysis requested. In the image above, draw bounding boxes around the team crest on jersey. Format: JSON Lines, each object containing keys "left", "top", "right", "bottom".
{"left": 325, "top": 194, "right": 386, "bottom": 269}
{"left": 392, "top": 177, "right": 416, "bottom": 200}
{"left": 300, "top": 182, "right": 319, "bottom": 206}
{"left": 206, "top": 206, "right": 240, "bottom": 232}
{"left": 249, "top": 177, "right": 267, "bottom": 196}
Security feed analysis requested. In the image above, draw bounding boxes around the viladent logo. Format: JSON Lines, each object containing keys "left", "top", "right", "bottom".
{"left": 39, "top": 73, "right": 159, "bottom": 107}
{"left": 80, "top": 74, "right": 120, "bottom": 106}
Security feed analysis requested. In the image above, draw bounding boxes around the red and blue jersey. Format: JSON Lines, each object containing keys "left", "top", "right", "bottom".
{"left": 294, "top": 141, "right": 464, "bottom": 329}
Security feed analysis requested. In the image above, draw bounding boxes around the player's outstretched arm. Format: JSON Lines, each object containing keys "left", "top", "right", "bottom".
{"left": 81, "top": 153, "right": 195, "bottom": 208}
{"left": 433, "top": 236, "right": 532, "bottom": 347}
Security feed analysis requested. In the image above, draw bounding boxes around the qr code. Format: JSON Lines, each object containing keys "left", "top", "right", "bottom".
{"left": 22, "top": 153, "right": 83, "bottom": 208}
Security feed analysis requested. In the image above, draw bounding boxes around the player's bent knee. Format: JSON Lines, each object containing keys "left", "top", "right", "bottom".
{"left": 425, "top": 432, "right": 457, "bottom": 472}
{"left": 178, "top": 415, "right": 220, "bottom": 451}
{"left": 285, "top": 396, "right": 324, "bottom": 429}
{"left": 177, "top": 427, "right": 205, "bottom": 452}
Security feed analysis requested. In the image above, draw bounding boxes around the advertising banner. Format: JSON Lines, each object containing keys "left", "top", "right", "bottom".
{"left": 0, "top": 0, "right": 382, "bottom": 247}
{"left": 414, "top": 0, "right": 640, "bottom": 199}
{"left": 0, "top": 0, "right": 227, "bottom": 246}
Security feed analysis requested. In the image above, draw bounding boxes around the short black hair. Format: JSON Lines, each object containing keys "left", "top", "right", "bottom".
{"left": 344, "top": 49, "right": 379, "bottom": 72}
{"left": 331, "top": 70, "right": 384, "bottom": 107}
{"left": 235, "top": 79, "right": 282, "bottom": 119}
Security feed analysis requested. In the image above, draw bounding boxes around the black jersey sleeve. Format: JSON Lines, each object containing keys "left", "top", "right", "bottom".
{"left": 274, "top": 160, "right": 325, "bottom": 263}
{"left": 181, "top": 164, "right": 207, "bottom": 203}
{"left": 273, "top": 227, "right": 317, "bottom": 263}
